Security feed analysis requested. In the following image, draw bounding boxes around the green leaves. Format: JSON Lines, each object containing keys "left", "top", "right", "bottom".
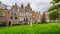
{"left": 0, "top": 8, "right": 3, "bottom": 16}
{"left": 48, "top": 0, "right": 60, "bottom": 21}
{"left": 48, "top": 4, "right": 60, "bottom": 11}
{"left": 49, "top": 11, "right": 60, "bottom": 20}
{"left": 48, "top": 0, "right": 60, "bottom": 11}
{"left": 53, "top": 0, "right": 60, "bottom": 3}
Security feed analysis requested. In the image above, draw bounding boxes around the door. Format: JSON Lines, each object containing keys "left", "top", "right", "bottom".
{"left": 9, "top": 21, "right": 11, "bottom": 26}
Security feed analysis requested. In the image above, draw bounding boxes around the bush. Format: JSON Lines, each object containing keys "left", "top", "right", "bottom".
{"left": 0, "top": 21, "right": 6, "bottom": 26}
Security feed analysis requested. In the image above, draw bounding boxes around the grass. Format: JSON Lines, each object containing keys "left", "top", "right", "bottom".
{"left": 0, "top": 23, "right": 60, "bottom": 34}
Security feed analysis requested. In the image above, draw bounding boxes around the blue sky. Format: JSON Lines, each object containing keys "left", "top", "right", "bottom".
{"left": 0, "top": 0, "right": 51, "bottom": 13}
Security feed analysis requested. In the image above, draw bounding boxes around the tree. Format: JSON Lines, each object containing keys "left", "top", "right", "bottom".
{"left": 49, "top": 1, "right": 60, "bottom": 13}
{"left": 48, "top": 0, "right": 60, "bottom": 22}
{"left": 41, "top": 12, "right": 46, "bottom": 23}
{"left": 48, "top": 4, "right": 60, "bottom": 11}
{"left": 49, "top": 11, "right": 60, "bottom": 21}
{"left": 48, "top": 0, "right": 60, "bottom": 11}
{"left": 0, "top": 8, "right": 3, "bottom": 16}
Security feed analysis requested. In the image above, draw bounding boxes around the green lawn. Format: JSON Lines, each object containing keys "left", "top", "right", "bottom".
{"left": 0, "top": 23, "right": 60, "bottom": 34}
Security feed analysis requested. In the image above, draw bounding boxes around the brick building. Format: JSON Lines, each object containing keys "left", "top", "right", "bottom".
{"left": 32, "top": 11, "right": 41, "bottom": 23}
{"left": 1, "top": 3, "right": 41, "bottom": 26}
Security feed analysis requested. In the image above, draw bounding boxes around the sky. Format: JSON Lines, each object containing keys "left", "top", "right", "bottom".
{"left": 0, "top": 0, "right": 51, "bottom": 14}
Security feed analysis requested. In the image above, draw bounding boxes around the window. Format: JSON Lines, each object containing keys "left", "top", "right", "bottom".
{"left": 20, "top": 17, "right": 24, "bottom": 21}
{"left": 10, "top": 16, "right": 13, "bottom": 19}
{"left": 24, "top": 18, "right": 25, "bottom": 21}
{"left": 15, "top": 17, "right": 17, "bottom": 19}
{"left": 20, "top": 12, "right": 25, "bottom": 16}
{"left": 26, "top": 12, "right": 32, "bottom": 16}
{"left": 10, "top": 10, "right": 16, "bottom": 16}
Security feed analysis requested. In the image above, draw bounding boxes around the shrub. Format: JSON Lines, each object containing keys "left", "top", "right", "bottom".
{"left": 0, "top": 21, "right": 6, "bottom": 26}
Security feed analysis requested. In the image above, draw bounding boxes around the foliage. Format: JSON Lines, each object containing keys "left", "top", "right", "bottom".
{"left": 52, "top": 0, "right": 60, "bottom": 4}
{"left": 48, "top": 0, "right": 60, "bottom": 22}
{"left": 48, "top": 0, "right": 60, "bottom": 11}
{"left": 0, "top": 8, "right": 3, "bottom": 16}
{"left": 0, "top": 23, "right": 60, "bottom": 34}
{"left": 41, "top": 13, "right": 46, "bottom": 23}
{"left": 49, "top": 11, "right": 60, "bottom": 20}
{"left": 0, "top": 21, "right": 6, "bottom": 26}
{"left": 48, "top": 4, "right": 60, "bottom": 11}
